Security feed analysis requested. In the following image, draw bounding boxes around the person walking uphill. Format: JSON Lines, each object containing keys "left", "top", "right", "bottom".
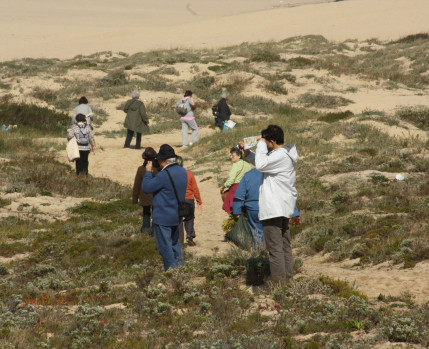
{"left": 176, "top": 156, "right": 203, "bottom": 246}
{"left": 214, "top": 90, "right": 231, "bottom": 130}
{"left": 242, "top": 125, "right": 298, "bottom": 284}
{"left": 174, "top": 90, "right": 198, "bottom": 147}
{"left": 133, "top": 147, "right": 159, "bottom": 236}
{"left": 73, "top": 96, "right": 94, "bottom": 129}
{"left": 123, "top": 90, "right": 149, "bottom": 149}
{"left": 142, "top": 144, "right": 188, "bottom": 270}
{"left": 67, "top": 113, "right": 96, "bottom": 175}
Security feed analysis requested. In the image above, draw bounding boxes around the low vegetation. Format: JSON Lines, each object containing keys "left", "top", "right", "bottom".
{"left": 0, "top": 33, "right": 428, "bottom": 348}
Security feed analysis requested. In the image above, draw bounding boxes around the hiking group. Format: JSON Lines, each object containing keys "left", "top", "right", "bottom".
{"left": 67, "top": 90, "right": 299, "bottom": 285}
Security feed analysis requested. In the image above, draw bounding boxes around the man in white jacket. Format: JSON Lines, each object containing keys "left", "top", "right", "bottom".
{"left": 242, "top": 125, "right": 298, "bottom": 283}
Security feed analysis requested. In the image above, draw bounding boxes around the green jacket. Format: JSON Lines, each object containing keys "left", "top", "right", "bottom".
{"left": 123, "top": 98, "right": 149, "bottom": 133}
{"left": 224, "top": 159, "right": 252, "bottom": 188}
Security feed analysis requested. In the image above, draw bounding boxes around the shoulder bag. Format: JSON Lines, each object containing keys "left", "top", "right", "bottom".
{"left": 66, "top": 136, "right": 80, "bottom": 162}
{"left": 165, "top": 170, "right": 193, "bottom": 219}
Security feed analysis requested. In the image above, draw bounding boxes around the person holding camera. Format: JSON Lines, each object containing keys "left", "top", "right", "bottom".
{"left": 142, "top": 144, "right": 188, "bottom": 270}
{"left": 241, "top": 125, "right": 299, "bottom": 284}
{"left": 132, "top": 147, "right": 159, "bottom": 236}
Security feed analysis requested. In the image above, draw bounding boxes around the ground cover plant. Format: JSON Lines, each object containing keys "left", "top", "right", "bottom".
{"left": 1, "top": 33, "right": 429, "bottom": 348}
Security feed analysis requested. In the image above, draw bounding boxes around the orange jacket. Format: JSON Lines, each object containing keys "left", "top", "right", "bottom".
{"left": 185, "top": 170, "right": 202, "bottom": 205}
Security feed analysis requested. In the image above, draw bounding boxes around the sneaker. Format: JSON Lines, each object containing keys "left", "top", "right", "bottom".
{"left": 186, "top": 238, "right": 196, "bottom": 246}
{"left": 189, "top": 142, "right": 193, "bottom": 146}
{"left": 182, "top": 145, "right": 188, "bottom": 148}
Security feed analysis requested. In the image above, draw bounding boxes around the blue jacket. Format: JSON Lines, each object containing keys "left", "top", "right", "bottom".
{"left": 142, "top": 163, "right": 188, "bottom": 226}
{"left": 233, "top": 168, "right": 262, "bottom": 214}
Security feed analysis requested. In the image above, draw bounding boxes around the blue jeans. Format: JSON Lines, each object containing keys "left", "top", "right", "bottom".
{"left": 247, "top": 208, "right": 264, "bottom": 247}
{"left": 153, "top": 224, "right": 183, "bottom": 270}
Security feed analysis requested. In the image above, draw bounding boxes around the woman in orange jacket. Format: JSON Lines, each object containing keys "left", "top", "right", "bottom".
{"left": 176, "top": 156, "right": 203, "bottom": 246}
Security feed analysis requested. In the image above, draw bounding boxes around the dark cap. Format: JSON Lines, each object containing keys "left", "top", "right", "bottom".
{"left": 156, "top": 144, "right": 176, "bottom": 161}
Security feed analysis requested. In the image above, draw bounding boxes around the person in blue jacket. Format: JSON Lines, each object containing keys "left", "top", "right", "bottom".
{"left": 142, "top": 144, "right": 188, "bottom": 270}
{"left": 233, "top": 168, "right": 301, "bottom": 248}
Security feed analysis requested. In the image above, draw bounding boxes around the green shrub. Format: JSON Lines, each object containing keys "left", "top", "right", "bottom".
{"left": 396, "top": 107, "right": 429, "bottom": 130}
{"left": 318, "top": 276, "right": 368, "bottom": 300}
{"left": 287, "top": 57, "right": 314, "bottom": 68}
{"left": 298, "top": 93, "right": 353, "bottom": 109}
{"left": 245, "top": 255, "right": 270, "bottom": 285}
{"left": 318, "top": 110, "right": 353, "bottom": 123}
{"left": 250, "top": 49, "right": 281, "bottom": 63}
{"left": 0, "top": 102, "right": 69, "bottom": 135}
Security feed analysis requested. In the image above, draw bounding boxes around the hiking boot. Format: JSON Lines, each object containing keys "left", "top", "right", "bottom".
{"left": 186, "top": 238, "right": 196, "bottom": 246}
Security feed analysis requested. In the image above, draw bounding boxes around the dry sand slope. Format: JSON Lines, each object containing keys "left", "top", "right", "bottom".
{"left": 84, "top": 128, "right": 429, "bottom": 304}
{"left": 1, "top": 0, "right": 429, "bottom": 61}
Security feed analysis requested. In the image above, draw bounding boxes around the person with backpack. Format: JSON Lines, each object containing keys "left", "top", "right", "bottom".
{"left": 123, "top": 90, "right": 149, "bottom": 149}
{"left": 174, "top": 90, "right": 198, "bottom": 147}
{"left": 67, "top": 113, "right": 96, "bottom": 175}
{"left": 213, "top": 90, "right": 231, "bottom": 130}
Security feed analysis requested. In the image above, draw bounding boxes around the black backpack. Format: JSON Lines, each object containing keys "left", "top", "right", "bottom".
{"left": 212, "top": 104, "right": 220, "bottom": 117}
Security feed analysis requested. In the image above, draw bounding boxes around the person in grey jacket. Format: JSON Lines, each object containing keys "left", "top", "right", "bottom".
{"left": 72, "top": 96, "right": 94, "bottom": 129}
{"left": 123, "top": 90, "right": 149, "bottom": 149}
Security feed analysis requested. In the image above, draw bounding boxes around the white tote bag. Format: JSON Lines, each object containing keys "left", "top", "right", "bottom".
{"left": 66, "top": 137, "right": 80, "bottom": 162}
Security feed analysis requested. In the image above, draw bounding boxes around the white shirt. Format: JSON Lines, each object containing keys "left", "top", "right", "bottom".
{"left": 245, "top": 141, "right": 298, "bottom": 221}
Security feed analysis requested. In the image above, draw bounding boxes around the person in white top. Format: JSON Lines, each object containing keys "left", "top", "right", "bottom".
{"left": 242, "top": 124, "right": 298, "bottom": 283}
{"left": 72, "top": 96, "right": 94, "bottom": 129}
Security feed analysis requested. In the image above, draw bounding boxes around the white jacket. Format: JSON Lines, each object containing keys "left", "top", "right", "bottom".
{"left": 245, "top": 141, "right": 298, "bottom": 221}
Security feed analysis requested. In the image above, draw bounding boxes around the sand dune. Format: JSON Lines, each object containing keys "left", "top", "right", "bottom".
{"left": 1, "top": 0, "right": 428, "bottom": 61}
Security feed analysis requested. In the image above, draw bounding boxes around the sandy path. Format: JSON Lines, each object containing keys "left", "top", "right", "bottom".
{"left": 301, "top": 253, "right": 429, "bottom": 304}
{"left": 2, "top": 0, "right": 429, "bottom": 61}
{"left": 90, "top": 128, "right": 235, "bottom": 258}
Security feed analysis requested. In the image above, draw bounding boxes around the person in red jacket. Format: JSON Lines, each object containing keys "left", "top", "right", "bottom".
{"left": 176, "top": 156, "right": 203, "bottom": 246}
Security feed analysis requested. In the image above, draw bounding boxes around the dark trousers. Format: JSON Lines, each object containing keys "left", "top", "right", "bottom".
{"left": 261, "top": 217, "right": 293, "bottom": 279}
{"left": 76, "top": 150, "right": 89, "bottom": 175}
{"left": 142, "top": 206, "right": 152, "bottom": 229}
{"left": 178, "top": 199, "right": 196, "bottom": 244}
{"left": 124, "top": 129, "right": 142, "bottom": 149}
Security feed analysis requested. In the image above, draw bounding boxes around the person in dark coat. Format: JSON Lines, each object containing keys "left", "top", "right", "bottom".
{"left": 133, "top": 147, "right": 159, "bottom": 236}
{"left": 123, "top": 90, "right": 149, "bottom": 149}
{"left": 142, "top": 144, "right": 188, "bottom": 270}
{"left": 215, "top": 90, "right": 231, "bottom": 130}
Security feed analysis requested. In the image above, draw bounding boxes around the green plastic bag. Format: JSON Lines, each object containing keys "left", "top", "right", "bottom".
{"left": 225, "top": 215, "right": 254, "bottom": 251}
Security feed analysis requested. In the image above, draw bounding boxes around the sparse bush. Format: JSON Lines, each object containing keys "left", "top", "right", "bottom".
{"left": 250, "top": 49, "right": 281, "bottom": 63}
{"left": 297, "top": 93, "right": 353, "bottom": 109}
{"left": 0, "top": 101, "right": 69, "bottom": 135}
{"left": 318, "top": 110, "right": 353, "bottom": 123}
